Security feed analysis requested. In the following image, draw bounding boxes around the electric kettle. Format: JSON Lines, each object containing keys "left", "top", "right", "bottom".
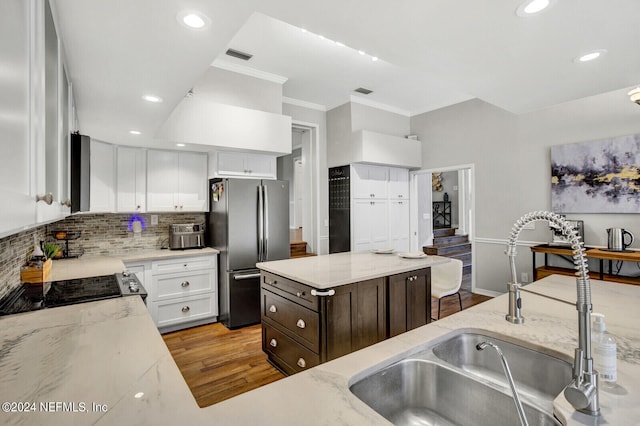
{"left": 607, "top": 228, "right": 634, "bottom": 251}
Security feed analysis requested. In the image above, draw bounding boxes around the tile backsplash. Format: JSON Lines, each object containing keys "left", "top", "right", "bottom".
{"left": 0, "top": 226, "right": 47, "bottom": 299}
{"left": 0, "top": 213, "right": 205, "bottom": 299}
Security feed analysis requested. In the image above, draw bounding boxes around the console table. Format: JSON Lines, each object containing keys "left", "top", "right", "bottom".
{"left": 531, "top": 244, "right": 640, "bottom": 286}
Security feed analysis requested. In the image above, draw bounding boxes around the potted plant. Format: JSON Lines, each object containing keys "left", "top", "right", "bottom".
{"left": 43, "top": 242, "right": 61, "bottom": 260}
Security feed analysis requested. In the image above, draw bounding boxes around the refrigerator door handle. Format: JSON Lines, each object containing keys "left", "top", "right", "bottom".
{"left": 263, "top": 184, "right": 269, "bottom": 261}
{"left": 258, "top": 184, "right": 264, "bottom": 262}
{"left": 233, "top": 272, "right": 261, "bottom": 280}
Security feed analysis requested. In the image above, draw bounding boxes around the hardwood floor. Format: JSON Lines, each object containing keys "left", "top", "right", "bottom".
{"left": 163, "top": 291, "right": 491, "bottom": 408}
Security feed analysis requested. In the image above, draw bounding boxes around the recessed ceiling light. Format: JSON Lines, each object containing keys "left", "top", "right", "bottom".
{"left": 575, "top": 49, "right": 607, "bottom": 63}
{"left": 134, "top": 392, "right": 144, "bottom": 399}
{"left": 177, "top": 11, "right": 210, "bottom": 30}
{"left": 335, "top": 41, "right": 345, "bottom": 47}
{"left": 371, "top": 56, "right": 379, "bottom": 62}
{"left": 627, "top": 87, "right": 640, "bottom": 104}
{"left": 301, "top": 28, "right": 307, "bottom": 33}
{"left": 176, "top": 143, "right": 186, "bottom": 147}
{"left": 129, "top": 130, "right": 141, "bottom": 135}
{"left": 142, "top": 94, "right": 162, "bottom": 103}
{"left": 358, "top": 50, "right": 365, "bottom": 55}
{"left": 516, "top": 0, "right": 555, "bottom": 16}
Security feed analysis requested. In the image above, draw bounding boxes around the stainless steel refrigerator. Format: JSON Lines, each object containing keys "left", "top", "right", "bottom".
{"left": 206, "top": 178, "right": 290, "bottom": 329}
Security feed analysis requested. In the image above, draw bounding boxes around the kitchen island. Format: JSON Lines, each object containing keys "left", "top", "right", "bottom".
{"left": 256, "top": 252, "right": 451, "bottom": 374}
{"left": 1, "top": 274, "right": 638, "bottom": 425}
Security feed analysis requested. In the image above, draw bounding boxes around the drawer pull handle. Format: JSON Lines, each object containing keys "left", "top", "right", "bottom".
{"left": 265, "top": 279, "right": 277, "bottom": 285}
{"left": 296, "top": 291, "right": 306, "bottom": 298}
{"left": 297, "top": 358, "right": 306, "bottom": 368}
{"left": 296, "top": 319, "right": 306, "bottom": 329}
{"left": 183, "top": 264, "right": 188, "bottom": 268}
{"left": 310, "top": 289, "right": 336, "bottom": 297}
{"left": 269, "top": 339, "right": 277, "bottom": 348}
{"left": 269, "top": 305, "right": 277, "bottom": 313}
{"left": 181, "top": 281, "right": 190, "bottom": 287}
{"left": 181, "top": 306, "right": 190, "bottom": 313}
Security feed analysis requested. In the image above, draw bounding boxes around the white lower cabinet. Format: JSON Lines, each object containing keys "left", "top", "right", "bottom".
{"left": 125, "top": 253, "right": 218, "bottom": 333}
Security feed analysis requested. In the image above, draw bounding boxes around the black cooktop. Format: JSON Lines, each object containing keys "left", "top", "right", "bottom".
{"left": 0, "top": 274, "right": 123, "bottom": 315}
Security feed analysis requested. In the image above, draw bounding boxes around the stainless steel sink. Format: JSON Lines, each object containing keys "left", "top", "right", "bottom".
{"left": 349, "top": 330, "right": 569, "bottom": 425}
{"left": 350, "top": 359, "right": 561, "bottom": 426}
{"left": 432, "top": 332, "right": 573, "bottom": 403}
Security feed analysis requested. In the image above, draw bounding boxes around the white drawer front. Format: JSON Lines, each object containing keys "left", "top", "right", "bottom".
{"left": 151, "top": 293, "right": 217, "bottom": 328}
{"left": 153, "top": 270, "right": 213, "bottom": 301}
{"left": 152, "top": 254, "right": 215, "bottom": 274}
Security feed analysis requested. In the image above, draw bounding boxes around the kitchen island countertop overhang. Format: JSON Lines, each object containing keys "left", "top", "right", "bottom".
{"left": 256, "top": 251, "right": 452, "bottom": 288}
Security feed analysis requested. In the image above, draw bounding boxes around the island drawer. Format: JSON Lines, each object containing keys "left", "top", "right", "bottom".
{"left": 261, "top": 272, "right": 319, "bottom": 311}
{"left": 262, "top": 323, "right": 320, "bottom": 375}
{"left": 262, "top": 290, "right": 319, "bottom": 352}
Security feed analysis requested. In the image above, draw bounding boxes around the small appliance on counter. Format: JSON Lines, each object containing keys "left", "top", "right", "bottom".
{"left": 169, "top": 223, "right": 205, "bottom": 250}
{"left": 549, "top": 218, "right": 584, "bottom": 246}
{"left": 606, "top": 228, "right": 634, "bottom": 252}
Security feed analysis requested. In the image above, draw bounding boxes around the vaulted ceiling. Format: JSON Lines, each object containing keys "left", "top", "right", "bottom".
{"left": 52, "top": 0, "right": 640, "bottom": 147}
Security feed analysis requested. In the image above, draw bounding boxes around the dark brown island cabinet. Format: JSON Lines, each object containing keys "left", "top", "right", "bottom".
{"left": 260, "top": 268, "right": 431, "bottom": 375}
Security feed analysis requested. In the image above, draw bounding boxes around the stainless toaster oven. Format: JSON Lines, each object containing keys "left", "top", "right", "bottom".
{"left": 169, "top": 223, "right": 205, "bottom": 250}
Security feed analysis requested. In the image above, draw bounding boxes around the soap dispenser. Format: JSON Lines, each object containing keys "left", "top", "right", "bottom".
{"left": 591, "top": 312, "right": 617, "bottom": 387}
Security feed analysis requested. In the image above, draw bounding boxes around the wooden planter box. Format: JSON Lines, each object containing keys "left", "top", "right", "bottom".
{"left": 20, "top": 258, "right": 52, "bottom": 283}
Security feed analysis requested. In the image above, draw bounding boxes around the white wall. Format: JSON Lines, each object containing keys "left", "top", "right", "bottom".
{"left": 410, "top": 88, "right": 640, "bottom": 294}
{"left": 326, "top": 103, "right": 352, "bottom": 168}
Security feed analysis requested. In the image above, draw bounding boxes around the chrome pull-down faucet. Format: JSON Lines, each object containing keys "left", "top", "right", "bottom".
{"left": 505, "top": 211, "right": 599, "bottom": 417}
{"left": 477, "top": 341, "right": 529, "bottom": 426}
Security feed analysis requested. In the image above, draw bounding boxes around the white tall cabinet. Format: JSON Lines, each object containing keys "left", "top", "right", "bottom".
{"left": 350, "top": 164, "right": 410, "bottom": 252}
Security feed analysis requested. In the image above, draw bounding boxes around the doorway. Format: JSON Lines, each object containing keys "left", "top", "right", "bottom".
{"left": 277, "top": 121, "right": 320, "bottom": 255}
{"left": 411, "top": 164, "right": 475, "bottom": 290}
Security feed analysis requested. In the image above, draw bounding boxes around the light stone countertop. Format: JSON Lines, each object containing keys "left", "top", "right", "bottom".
{"left": 49, "top": 247, "right": 219, "bottom": 281}
{"left": 1, "top": 274, "right": 638, "bottom": 425}
{"left": 257, "top": 251, "right": 451, "bottom": 288}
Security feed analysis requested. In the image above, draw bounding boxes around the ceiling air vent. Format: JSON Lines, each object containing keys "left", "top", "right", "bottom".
{"left": 225, "top": 48, "right": 253, "bottom": 61}
{"left": 354, "top": 87, "right": 373, "bottom": 95}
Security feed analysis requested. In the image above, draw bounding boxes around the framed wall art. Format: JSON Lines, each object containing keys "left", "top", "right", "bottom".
{"left": 551, "top": 133, "right": 640, "bottom": 213}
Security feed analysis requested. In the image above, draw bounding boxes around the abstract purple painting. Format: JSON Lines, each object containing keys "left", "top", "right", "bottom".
{"left": 551, "top": 133, "right": 640, "bottom": 213}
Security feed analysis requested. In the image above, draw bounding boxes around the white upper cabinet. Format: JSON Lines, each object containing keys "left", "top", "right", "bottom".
{"left": 178, "top": 152, "right": 208, "bottom": 211}
{"left": 89, "top": 140, "right": 116, "bottom": 212}
{"left": 147, "top": 150, "right": 207, "bottom": 212}
{"left": 213, "top": 151, "right": 277, "bottom": 179}
{"left": 388, "top": 167, "right": 410, "bottom": 200}
{"left": 351, "top": 164, "right": 389, "bottom": 199}
{"left": 116, "top": 146, "right": 146, "bottom": 212}
{"left": 0, "top": 0, "right": 34, "bottom": 238}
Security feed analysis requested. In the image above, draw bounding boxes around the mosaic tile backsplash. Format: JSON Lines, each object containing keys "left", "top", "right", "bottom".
{"left": 0, "top": 213, "right": 205, "bottom": 299}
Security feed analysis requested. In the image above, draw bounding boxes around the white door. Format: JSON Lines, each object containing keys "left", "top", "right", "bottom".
{"left": 147, "top": 150, "right": 179, "bottom": 211}
{"left": 89, "top": 140, "right": 116, "bottom": 212}
{"left": 117, "top": 146, "right": 146, "bottom": 212}
{"left": 178, "top": 152, "right": 208, "bottom": 211}
{"left": 351, "top": 164, "right": 388, "bottom": 199}
{"left": 369, "top": 200, "right": 389, "bottom": 249}
{"left": 389, "top": 200, "right": 410, "bottom": 252}
{"left": 388, "top": 167, "right": 410, "bottom": 200}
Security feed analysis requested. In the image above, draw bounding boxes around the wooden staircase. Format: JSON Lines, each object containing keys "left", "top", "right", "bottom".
{"left": 423, "top": 228, "right": 472, "bottom": 291}
{"left": 289, "top": 228, "right": 316, "bottom": 258}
